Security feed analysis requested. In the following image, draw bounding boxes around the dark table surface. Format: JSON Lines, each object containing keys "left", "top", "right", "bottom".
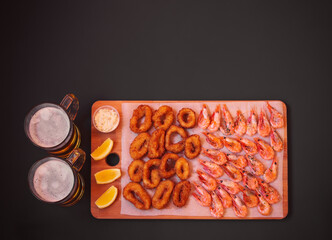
{"left": 4, "top": 0, "right": 331, "bottom": 239}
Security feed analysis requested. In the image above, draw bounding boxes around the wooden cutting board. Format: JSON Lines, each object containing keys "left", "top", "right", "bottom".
{"left": 91, "top": 100, "right": 288, "bottom": 219}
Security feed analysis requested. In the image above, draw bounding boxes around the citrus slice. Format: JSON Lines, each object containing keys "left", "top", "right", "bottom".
{"left": 95, "top": 169, "right": 121, "bottom": 184}
{"left": 95, "top": 186, "right": 118, "bottom": 209}
{"left": 91, "top": 138, "right": 113, "bottom": 160}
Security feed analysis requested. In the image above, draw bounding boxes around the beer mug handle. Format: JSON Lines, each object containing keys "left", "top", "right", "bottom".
{"left": 60, "top": 94, "right": 79, "bottom": 121}
{"left": 66, "top": 149, "right": 86, "bottom": 172}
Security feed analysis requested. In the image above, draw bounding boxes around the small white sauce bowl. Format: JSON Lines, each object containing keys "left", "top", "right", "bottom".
{"left": 92, "top": 105, "right": 120, "bottom": 133}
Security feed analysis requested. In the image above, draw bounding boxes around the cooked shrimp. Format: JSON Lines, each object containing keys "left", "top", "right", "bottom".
{"left": 263, "top": 157, "right": 278, "bottom": 183}
{"left": 227, "top": 154, "right": 247, "bottom": 169}
{"left": 215, "top": 185, "right": 232, "bottom": 208}
{"left": 210, "top": 191, "right": 224, "bottom": 218}
{"left": 246, "top": 108, "right": 258, "bottom": 136}
{"left": 258, "top": 110, "right": 271, "bottom": 137}
{"left": 254, "top": 137, "right": 275, "bottom": 160}
{"left": 223, "top": 137, "right": 242, "bottom": 153}
{"left": 198, "top": 104, "right": 210, "bottom": 130}
{"left": 256, "top": 191, "right": 272, "bottom": 216}
{"left": 270, "top": 128, "right": 283, "bottom": 152}
{"left": 231, "top": 194, "right": 248, "bottom": 218}
{"left": 201, "top": 148, "right": 227, "bottom": 165}
{"left": 192, "top": 181, "right": 212, "bottom": 207}
{"left": 197, "top": 169, "right": 217, "bottom": 191}
{"left": 208, "top": 105, "right": 221, "bottom": 132}
{"left": 257, "top": 178, "right": 280, "bottom": 204}
{"left": 266, "top": 102, "right": 284, "bottom": 128}
{"left": 218, "top": 179, "right": 241, "bottom": 195}
{"left": 221, "top": 163, "right": 242, "bottom": 182}
{"left": 226, "top": 154, "right": 237, "bottom": 161}
{"left": 241, "top": 169, "right": 259, "bottom": 190}
{"left": 239, "top": 185, "right": 258, "bottom": 208}
{"left": 245, "top": 154, "right": 265, "bottom": 176}
{"left": 238, "top": 138, "right": 258, "bottom": 155}
{"left": 234, "top": 110, "right": 247, "bottom": 136}
{"left": 198, "top": 159, "right": 224, "bottom": 178}
{"left": 203, "top": 132, "right": 224, "bottom": 149}
{"left": 220, "top": 104, "right": 235, "bottom": 135}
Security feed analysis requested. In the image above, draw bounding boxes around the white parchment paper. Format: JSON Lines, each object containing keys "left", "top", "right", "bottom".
{"left": 120, "top": 101, "right": 285, "bottom": 218}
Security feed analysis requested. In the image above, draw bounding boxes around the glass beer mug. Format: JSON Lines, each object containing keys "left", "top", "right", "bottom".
{"left": 28, "top": 149, "right": 85, "bottom": 206}
{"left": 24, "top": 94, "right": 81, "bottom": 157}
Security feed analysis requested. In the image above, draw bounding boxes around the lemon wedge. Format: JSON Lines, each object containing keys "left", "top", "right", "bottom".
{"left": 91, "top": 138, "right": 113, "bottom": 160}
{"left": 95, "top": 169, "right": 121, "bottom": 184}
{"left": 95, "top": 186, "right": 118, "bottom": 209}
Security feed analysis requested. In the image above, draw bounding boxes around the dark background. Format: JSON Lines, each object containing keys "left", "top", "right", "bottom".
{"left": 4, "top": 0, "right": 331, "bottom": 239}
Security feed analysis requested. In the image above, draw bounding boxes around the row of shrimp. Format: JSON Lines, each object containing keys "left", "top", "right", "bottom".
{"left": 192, "top": 158, "right": 281, "bottom": 218}
{"left": 198, "top": 102, "right": 284, "bottom": 141}
{"left": 202, "top": 131, "right": 282, "bottom": 160}
{"left": 200, "top": 148, "right": 279, "bottom": 184}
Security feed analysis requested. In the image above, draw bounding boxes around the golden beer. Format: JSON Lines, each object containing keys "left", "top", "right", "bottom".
{"left": 25, "top": 94, "right": 81, "bottom": 157}
{"left": 48, "top": 125, "right": 81, "bottom": 157}
{"left": 28, "top": 149, "right": 86, "bottom": 206}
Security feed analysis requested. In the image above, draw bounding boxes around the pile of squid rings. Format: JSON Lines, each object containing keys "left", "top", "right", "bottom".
{"left": 123, "top": 105, "right": 201, "bottom": 210}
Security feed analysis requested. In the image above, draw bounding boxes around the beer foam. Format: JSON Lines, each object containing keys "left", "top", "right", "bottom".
{"left": 33, "top": 159, "right": 74, "bottom": 202}
{"left": 29, "top": 106, "right": 70, "bottom": 148}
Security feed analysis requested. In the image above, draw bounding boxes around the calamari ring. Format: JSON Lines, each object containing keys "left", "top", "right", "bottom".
{"left": 175, "top": 157, "right": 190, "bottom": 180}
{"left": 165, "top": 125, "right": 188, "bottom": 153}
{"left": 152, "top": 180, "right": 175, "bottom": 209}
{"left": 172, "top": 180, "right": 191, "bottom": 207}
{"left": 159, "top": 153, "right": 179, "bottom": 179}
{"left": 128, "top": 160, "right": 145, "bottom": 182}
{"left": 152, "top": 105, "right": 175, "bottom": 130}
{"left": 123, "top": 182, "right": 151, "bottom": 210}
{"left": 177, "top": 108, "right": 196, "bottom": 128}
{"left": 129, "top": 132, "right": 150, "bottom": 159}
{"left": 148, "top": 129, "right": 165, "bottom": 159}
{"left": 184, "top": 134, "right": 201, "bottom": 159}
{"left": 130, "top": 105, "right": 153, "bottom": 133}
{"left": 143, "top": 159, "right": 161, "bottom": 189}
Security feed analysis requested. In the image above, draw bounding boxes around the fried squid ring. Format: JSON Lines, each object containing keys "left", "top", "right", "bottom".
{"left": 152, "top": 105, "right": 175, "bottom": 130}
{"left": 152, "top": 180, "right": 175, "bottom": 209}
{"left": 177, "top": 108, "right": 196, "bottom": 128}
{"left": 159, "top": 153, "right": 179, "bottom": 179}
{"left": 130, "top": 105, "right": 153, "bottom": 133}
{"left": 143, "top": 159, "right": 161, "bottom": 189}
{"left": 128, "top": 160, "right": 145, "bottom": 182}
{"left": 123, "top": 182, "right": 151, "bottom": 210}
{"left": 165, "top": 125, "right": 188, "bottom": 153}
{"left": 129, "top": 132, "right": 150, "bottom": 159}
{"left": 184, "top": 134, "right": 201, "bottom": 159}
{"left": 148, "top": 129, "right": 165, "bottom": 159}
{"left": 172, "top": 180, "right": 191, "bottom": 207}
{"left": 175, "top": 157, "right": 190, "bottom": 180}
